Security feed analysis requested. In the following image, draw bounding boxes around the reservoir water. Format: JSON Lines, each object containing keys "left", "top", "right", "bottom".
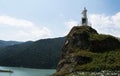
{"left": 0, "top": 66, "right": 55, "bottom": 76}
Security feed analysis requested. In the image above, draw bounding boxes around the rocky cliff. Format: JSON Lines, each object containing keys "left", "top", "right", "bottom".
{"left": 54, "top": 25, "right": 120, "bottom": 76}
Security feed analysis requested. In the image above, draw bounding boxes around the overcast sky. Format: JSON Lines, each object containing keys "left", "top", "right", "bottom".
{"left": 0, "top": 0, "right": 120, "bottom": 41}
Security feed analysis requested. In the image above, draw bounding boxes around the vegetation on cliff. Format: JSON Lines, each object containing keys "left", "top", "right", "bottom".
{"left": 54, "top": 26, "right": 120, "bottom": 76}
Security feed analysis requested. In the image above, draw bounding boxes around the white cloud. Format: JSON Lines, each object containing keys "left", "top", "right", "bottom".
{"left": 89, "top": 12, "right": 120, "bottom": 37}
{"left": 0, "top": 15, "right": 51, "bottom": 41}
{"left": 64, "top": 12, "right": 120, "bottom": 38}
{"left": 64, "top": 20, "right": 78, "bottom": 29}
{"left": 112, "top": 12, "right": 120, "bottom": 26}
{"left": 64, "top": 20, "right": 79, "bottom": 35}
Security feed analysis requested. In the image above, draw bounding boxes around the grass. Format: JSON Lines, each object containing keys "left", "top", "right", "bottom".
{"left": 74, "top": 49, "right": 120, "bottom": 71}
{"left": 89, "top": 34, "right": 114, "bottom": 41}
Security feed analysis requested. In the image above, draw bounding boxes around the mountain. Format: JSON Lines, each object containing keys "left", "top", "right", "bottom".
{"left": 54, "top": 26, "right": 120, "bottom": 76}
{"left": 0, "top": 37, "right": 65, "bottom": 69}
{"left": 0, "top": 40, "right": 22, "bottom": 47}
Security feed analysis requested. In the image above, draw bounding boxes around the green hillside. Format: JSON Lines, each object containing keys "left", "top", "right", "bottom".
{"left": 0, "top": 37, "right": 65, "bottom": 69}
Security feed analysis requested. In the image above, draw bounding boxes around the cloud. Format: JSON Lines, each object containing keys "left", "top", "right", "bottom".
{"left": 64, "top": 20, "right": 78, "bottom": 29}
{"left": 63, "top": 20, "right": 79, "bottom": 35}
{"left": 89, "top": 12, "right": 120, "bottom": 37}
{"left": 0, "top": 15, "right": 51, "bottom": 41}
{"left": 0, "top": 15, "right": 34, "bottom": 28}
{"left": 112, "top": 12, "right": 120, "bottom": 26}
{"left": 64, "top": 12, "right": 120, "bottom": 38}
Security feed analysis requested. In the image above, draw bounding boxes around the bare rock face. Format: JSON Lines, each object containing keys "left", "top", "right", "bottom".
{"left": 53, "top": 26, "right": 120, "bottom": 76}
{"left": 60, "top": 26, "right": 97, "bottom": 58}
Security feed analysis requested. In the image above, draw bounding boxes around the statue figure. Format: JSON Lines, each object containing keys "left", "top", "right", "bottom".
{"left": 82, "top": 7, "right": 87, "bottom": 18}
{"left": 81, "top": 7, "right": 88, "bottom": 25}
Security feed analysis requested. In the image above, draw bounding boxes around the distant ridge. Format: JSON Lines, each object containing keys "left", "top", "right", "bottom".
{"left": 0, "top": 37, "right": 65, "bottom": 69}
{"left": 0, "top": 40, "right": 23, "bottom": 47}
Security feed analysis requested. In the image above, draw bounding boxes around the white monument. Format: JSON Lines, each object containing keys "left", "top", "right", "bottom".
{"left": 81, "top": 7, "right": 88, "bottom": 25}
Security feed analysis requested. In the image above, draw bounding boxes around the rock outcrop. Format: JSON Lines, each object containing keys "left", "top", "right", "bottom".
{"left": 53, "top": 25, "right": 120, "bottom": 76}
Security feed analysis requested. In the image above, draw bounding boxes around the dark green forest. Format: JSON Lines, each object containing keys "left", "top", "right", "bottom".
{"left": 0, "top": 37, "right": 65, "bottom": 69}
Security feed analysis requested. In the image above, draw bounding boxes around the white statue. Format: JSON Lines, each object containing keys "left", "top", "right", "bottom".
{"left": 81, "top": 7, "right": 88, "bottom": 25}
{"left": 82, "top": 7, "right": 87, "bottom": 18}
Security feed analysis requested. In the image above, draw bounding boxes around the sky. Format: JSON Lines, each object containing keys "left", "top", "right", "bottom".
{"left": 0, "top": 0, "right": 120, "bottom": 41}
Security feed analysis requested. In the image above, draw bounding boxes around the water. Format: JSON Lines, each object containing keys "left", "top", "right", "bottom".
{"left": 0, "top": 66, "right": 55, "bottom": 76}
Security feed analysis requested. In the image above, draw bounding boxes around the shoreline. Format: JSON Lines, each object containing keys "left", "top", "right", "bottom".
{"left": 0, "top": 69, "right": 13, "bottom": 73}
{"left": 0, "top": 66, "right": 56, "bottom": 70}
